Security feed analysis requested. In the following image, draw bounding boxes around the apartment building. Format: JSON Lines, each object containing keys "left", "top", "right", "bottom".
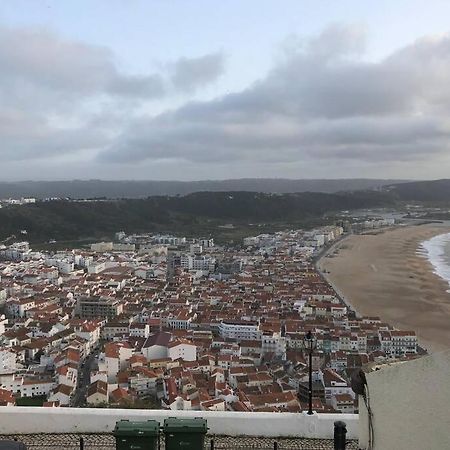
{"left": 219, "top": 321, "right": 261, "bottom": 341}
{"left": 77, "top": 296, "right": 123, "bottom": 319}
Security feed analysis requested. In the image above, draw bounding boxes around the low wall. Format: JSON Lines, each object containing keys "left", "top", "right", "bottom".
{"left": 0, "top": 407, "right": 358, "bottom": 439}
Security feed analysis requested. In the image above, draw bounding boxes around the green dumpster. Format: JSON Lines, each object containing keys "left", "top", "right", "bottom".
{"left": 163, "top": 417, "right": 208, "bottom": 449}
{"left": 113, "top": 420, "right": 159, "bottom": 450}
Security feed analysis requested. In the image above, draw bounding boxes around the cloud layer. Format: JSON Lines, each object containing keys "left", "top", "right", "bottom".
{"left": 0, "top": 25, "right": 224, "bottom": 162}
{"left": 2, "top": 23, "right": 450, "bottom": 178}
{"left": 99, "top": 25, "right": 450, "bottom": 172}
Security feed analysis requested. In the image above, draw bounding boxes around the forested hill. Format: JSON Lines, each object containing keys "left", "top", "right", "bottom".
{"left": 384, "top": 179, "right": 450, "bottom": 202}
{"left": 0, "top": 178, "right": 406, "bottom": 199}
{"left": 0, "top": 190, "right": 393, "bottom": 242}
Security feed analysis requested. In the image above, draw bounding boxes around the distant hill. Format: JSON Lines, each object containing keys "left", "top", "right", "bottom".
{"left": 0, "top": 190, "right": 394, "bottom": 242}
{"left": 384, "top": 179, "right": 450, "bottom": 202}
{"left": 0, "top": 179, "right": 407, "bottom": 199}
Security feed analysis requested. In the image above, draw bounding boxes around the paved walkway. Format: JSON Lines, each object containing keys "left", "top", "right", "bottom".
{"left": 0, "top": 434, "right": 359, "bottom": 449}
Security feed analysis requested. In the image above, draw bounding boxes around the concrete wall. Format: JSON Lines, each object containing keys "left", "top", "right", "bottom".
{"left": 359, "top": 350, "right": 450, "bottom": 449}
{"left": 0, "top": 407, "right": 358, "bottom": 439}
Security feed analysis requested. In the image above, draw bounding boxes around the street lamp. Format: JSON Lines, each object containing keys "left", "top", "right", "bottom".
{"left": 303, "top": 330, "right": 317, "bottom": 415}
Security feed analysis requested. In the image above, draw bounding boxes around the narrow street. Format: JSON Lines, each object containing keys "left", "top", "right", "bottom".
{"left": 72, "top": 351, "right": 98, "bottom": 407}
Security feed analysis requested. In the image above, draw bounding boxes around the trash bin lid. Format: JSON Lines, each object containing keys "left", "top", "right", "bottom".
{"left": 114, "top": 420, "right": 160, "bottom": 436}
{"left": 163, "top": 418, "right": 207, "bottom": 433}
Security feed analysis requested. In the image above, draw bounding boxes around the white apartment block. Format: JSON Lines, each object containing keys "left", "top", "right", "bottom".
{"left": 219, "top": 321, "right": 261, "bottom": 341}
{"left": 390, "top": 331, "right": 418, "bottom": 357}
{"left": 180, "top": 255, "right": 216, "bottom": 272}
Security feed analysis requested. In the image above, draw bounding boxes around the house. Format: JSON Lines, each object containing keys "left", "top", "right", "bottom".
{"left": 129, "top": 367, "right": 160, "bottom": 397}
{"left": 109, "top": 387, "right": 134, "bottom": 406}
{"left": 141, "top": 332, "right": 171, "bottom": 360}
{"left": 321, "top": 369, "right": 354, "bottom": 406}
{"left": 74, "top": 321, "right": 102, "bottom": 349}
{"left": 17, "top": 378, "right": 55, "bottom": 398}
{"left": 48, "top": 384, "right": 73, "bottom": 406}
{"left": 102, "top": 342, "right": 133, "bottom": 383}
{"left": 90, "top": 371, "right": 108, "bottom": 384}
{"left": 56, "top": 365, "right": 78, "bottom": 388}
{"left": 200, "top": 398, "right": 226, "bottom": 411}
{"left": 331, "top": 393, "right": 355, "bottom": 413}
{"left": 87, "top": 380, "right": 108, "bottom": 405}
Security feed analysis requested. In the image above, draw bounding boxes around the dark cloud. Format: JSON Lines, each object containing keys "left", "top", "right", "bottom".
{"left": 99, "top": 26, "right": 450, "bottom": 168}
{"left": 170, "top": 52, "right": 225, "bottom": 93}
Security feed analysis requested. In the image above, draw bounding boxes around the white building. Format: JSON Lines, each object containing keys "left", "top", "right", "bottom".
{"left": 1, "top": 376, "right": 55, "bottom": 398}
{"left": 129, "top": 323, "right": 150, "bottom": 339}
{"left": 199, "top": 238, "right": 214, "bottom": 248}
{"left": 180, "top": 255, "right": 216, "bottom": 272}
{"left": 141, "top": 332, "right": 171, "bottom": 361}
{"left": 168, "top": 340, "right": 197, "bottom": 362}
{"left": 261, "top": 333, "right": 286, "bottom": 360}
{"left": 390, "top": 331, "right": 418, "bottom": 357}
{"left": 219, "top": 321, "right": 261, "bottom": 341}
{"left": 90, "top": 242, "right": 113, "bottom": 252}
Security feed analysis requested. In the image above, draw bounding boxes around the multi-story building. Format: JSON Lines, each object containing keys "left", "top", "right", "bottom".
{"left": 77, "top": 296, "right": 123, "bottom": 319}
{"left": 390, "top": 330, "right": 418, "bottom": 357}
{"left": 219, "top": 321, "right": 261, "bottom": 341}
{"left": 261, "top": 333, "right": 287, "bottom": 360}
{"left": 180, "top": 255, "right": 216, "bottom": 272}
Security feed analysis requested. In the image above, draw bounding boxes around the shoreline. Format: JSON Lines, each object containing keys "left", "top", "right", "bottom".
{"left": 317, "top": 224, "right": 450, "bottom": 353}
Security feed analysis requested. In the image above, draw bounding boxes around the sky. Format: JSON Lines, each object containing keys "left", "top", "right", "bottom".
{"left": 2, "top": 0, "right": 450, "bottom": 181}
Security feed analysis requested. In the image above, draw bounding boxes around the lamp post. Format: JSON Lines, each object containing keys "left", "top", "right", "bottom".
{"left": 303, "top": 330, "right": 317, "bottom": 415}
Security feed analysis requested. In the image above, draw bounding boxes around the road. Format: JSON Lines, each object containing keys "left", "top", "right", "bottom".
{"left": 72, "top": 351, "right": 98, "bottom": 407}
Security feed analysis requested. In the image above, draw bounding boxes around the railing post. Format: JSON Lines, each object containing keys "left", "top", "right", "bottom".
{"left": 334, "top": 421, "right": 347, "bottom": 450}
{"left": 210, "top": 438, "right": 214, "bottom": 450}
{"left": 79, "top": 436, "right": 84, "bottom": 450}
{"left": 274, "top": 441, "right": 278, "bottom": 450}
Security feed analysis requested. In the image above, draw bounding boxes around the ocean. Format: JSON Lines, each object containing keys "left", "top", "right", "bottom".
{"left": 419, "top": 232, "right": 450, "bottom": 293}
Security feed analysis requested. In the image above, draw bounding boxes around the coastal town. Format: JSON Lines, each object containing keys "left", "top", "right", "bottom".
{"left": 0, "top": 220, "right": 420, "bottom": 413}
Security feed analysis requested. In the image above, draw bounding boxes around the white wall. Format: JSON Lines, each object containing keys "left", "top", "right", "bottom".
{"left": 168, "top": 344, "right": 196, "bottom": 362}
{"left": 359, "top": 350, "right": 450, "bottom": 449}
{"left": 0, "top": 408, "right": 358, "bottom": 439}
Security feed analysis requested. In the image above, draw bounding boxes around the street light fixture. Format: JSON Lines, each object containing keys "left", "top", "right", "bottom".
{"left": 303, "top": 330, "right": 317, "bottom": 415}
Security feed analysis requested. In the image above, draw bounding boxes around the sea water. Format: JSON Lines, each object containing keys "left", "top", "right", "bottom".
{"left": 419, "top": 232, "right": 450, "bottom": 293}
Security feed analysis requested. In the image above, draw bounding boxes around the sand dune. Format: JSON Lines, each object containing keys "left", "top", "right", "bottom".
{"left": 318, "top": 224, "right": 450, "bottom": 353}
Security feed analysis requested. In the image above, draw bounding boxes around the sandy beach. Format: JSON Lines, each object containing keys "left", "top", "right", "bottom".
{"left": 318, "top": 224, "right": 450, "bottom": 353}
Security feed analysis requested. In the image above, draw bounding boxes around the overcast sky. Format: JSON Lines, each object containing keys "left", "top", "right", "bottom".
{"left": 2, "top": 0, "right": 450, "bottom": 181}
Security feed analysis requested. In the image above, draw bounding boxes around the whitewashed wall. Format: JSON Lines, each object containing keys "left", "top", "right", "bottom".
{"left": 0, "top": 407, "right": 358, "bottom": 439}
{"left": 359, "top": 350, "right": 450, "bottom": 449}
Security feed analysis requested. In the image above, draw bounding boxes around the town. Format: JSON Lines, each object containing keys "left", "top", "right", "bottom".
{"left": 0, "top": 221, "right": 419, "bottom": 413}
